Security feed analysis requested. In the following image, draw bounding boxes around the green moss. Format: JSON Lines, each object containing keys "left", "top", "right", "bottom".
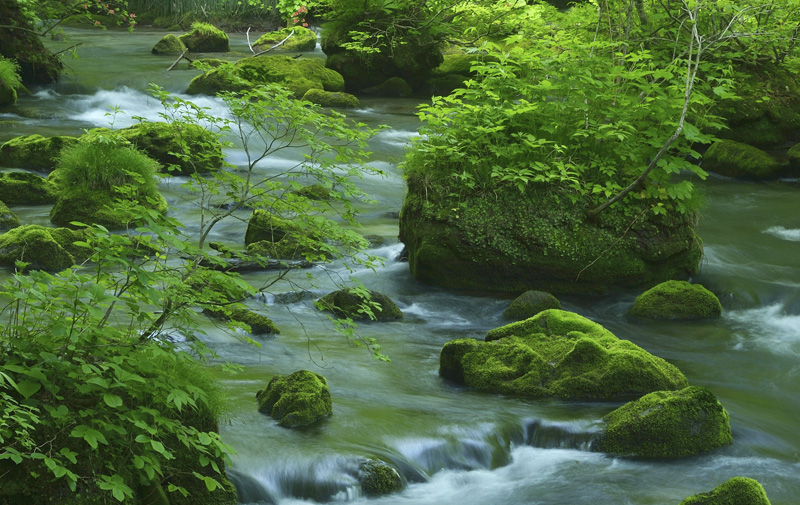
{"left": 185, "top": 65, "right": 251, "bottom": 96}
{"left": 598, "top": 386, "right": 733, "bottom": 458}
{"left": 629, "top": 280, "right": 722, "bottom": 320}
{"left": 204, "top": 303, "right": 280, "bottom": 334}
{"left": 0, "top": 134, "right": 79, "bottom": 171}
{"left": 245, "top": 209, "right": 302, "bottom": 245}
{"left": 254, "top": 26, "right": 317, "bottom": 52}
{"left": 179, "top": 22, "right": 229, "bottom": 52}
{"left": 678, "top": 477, "right": 772, "bottom": 505}
{"left": 256, "top": 370, "right": 332, "bottom": 428}
{"left": 301, "top": 88, "right": 359, "bottom": 108}
{"left": 151, "top": 34, "right": 187, "bottom": 55}
{"left": 0, "top": 225, "right": 77, "bottom": 271}
{"left": 0, "top": 200, "right": 19, "bottom": 231}
{"left": 118, "top": 122, "right": 223, "bottom": 175}
{"left": 358, "top": 460, "right": 404, "bottom": 497}
{"left": 50, "top": 187, "right": 168, "bottom": 230}
{"left": 317, "top": 289, "right": 403, "bottom": 321}
{"left": 442, "top": 309, "right": 688, "bottom": 399}
{"left": 293, "top": 183, "right": 331, "bottom": 201}
{"left": 363, "top": 76, "right": 413, "bottom": 97}
{"left": 503, "top": 290, "right": 561, "bottom": 321}
{"left": 0, "top": 171, "right": 59, "bottom": 204}
{"left": 703, "top": 139, "right": 787, "bottom": 179}
{"left": 0, "top": 55, "right": 22, "bottom": 106}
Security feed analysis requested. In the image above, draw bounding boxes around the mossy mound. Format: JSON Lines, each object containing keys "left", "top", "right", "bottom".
{"left": 678, "top": 477, "right": 772, "bottom": 505}
{"left": 317, "top": 289, "right": 403, "bottom": 322}
{"left": 151, "top": 34, "right": 187, "bottom": 55}
{"left": 204, "top": 303, "right": 279, "bottom": 334}
{"left": 440, "top": 309, "right": 687, "bottom": 399}
{"left": 50, "top": 186, "right": 168, "bottom": 230}
{"left": 118, "top": 122, "right": 223, "bottom": 175}
{"left": 629, "top": 280, "right": 721, "bottom": 320}
{"left": 244, "top": 210, "right": 331, "bottom": 261}
{"left": 186, "top": 56, "right": 344, "bottom": 98}
{"left": 292, "top": 183, "right": 331, "bottom": 201}
{"left": 362, "top": 77, "right": 413, "bottom": 97}
{"left": 301, "top": 88, "right": 359, "bottom": 108}
{"left": 0, "top": 225, "right": 87, "bottom": 271}
{"left": 358, "top": 460, "right": 404, "bottom": 497}
{"left": 702, "top": 139, "right": 788, "bottom": 179}
{"left": 598, "top": 386, "right": 733, "bottom": 458}
{"left": 0, "top": 171, "right": 59, "bottom": 204}
{"left": 245, "top": 209, "right": 305, "bottom": 245}
{"left": 503, "top": 290, "right": 561, "bottom": 321}
{"left": 0, "top": 134, "right": 79, "bottom": 171}
{"left": 400, "top": 183, "right": 702, "bottom": 294}
{"left": 253, "top": 26, "right": 317, "bottom": 52}
{"left": 179, "top": 22, "right": 229, "bottom": 52}
{"left": 256, "top": 370, "right": 332, "bottom": 428}
{"left": 0, "top": 200, "right": 19, "bottom": 231}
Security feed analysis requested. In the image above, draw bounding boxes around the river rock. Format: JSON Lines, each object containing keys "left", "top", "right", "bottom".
{"left": 362, "top": 77, "right": 413, "bottom": 98}
{"left": 358, "top": 460, "right": 404, "bottom": 497}
{"left": 0, "top": 171, "right": 59, "bottom": 205}
{"left": 317, "top": 289, "right": 403, "bottom": 321}
{"left": 253, "top": 26, "right": 317, "bottom": 52}
{"left": 702, "top": 139, "right": 788, "bottom": 179}
{"left": 244, "top": 210, "right": 330, "bottom": 261}
{"left": 440, "top": 309, "right": 687, "bottom": 398}
{"left": 50, "top": 186, "right": 167, "bottom": 230}
{"left": 0, "top": 200, "right": 19, "bottom": 232}
{"left": 204, "top": 303, "right": 279, "bottom": 334}
{"left": 118, "top": 122, "right": 223, "bottom": 175}
{"left": 503, "top": 290, "right": 561, "bottom": 321}
{"left": 598, "top": 386, "right": 733, "bottom": 458}
{"left": 179, "top": 22, "right": 229, "bottom": 52}
{"left": 256, "top": 370, "right": 332, "bottom": 428}
{"left": 678, "top": 477, "right": 772, "bottom": 505}
{"left": 301, "top": 89, "right": 359, "bottom": 108}
{"left": 0, "top": 134, "right": 79, "bottom": 171}
{"left": 0, "top": 225, "right": 87, "bottom": 271}
{"left": 629, "top": 280, "right": 721, "bottom": 320}
{"left": 151, "top": 34, "right": 187, "bottom": 55}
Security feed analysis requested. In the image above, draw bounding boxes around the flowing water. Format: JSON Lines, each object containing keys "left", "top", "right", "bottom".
{"left": 2, "top": 28, "right": 799, "bottom": 505}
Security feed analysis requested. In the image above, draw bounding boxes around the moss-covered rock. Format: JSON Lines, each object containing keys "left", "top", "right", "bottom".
{"left": 256, "top": 370, "right": 332, "bottom": 428}
{"left": 204, "top": 303, "right": 280, "bottom": 334}
{"left": 179, "top": 22, "right": 229, "bottom": 52}
{"left": 629, "top": 280, "right": 721, "bottom": 320}
{"left": 362, "top": 77, "right": 413, "bottom": 97}
{"left": 253, "top": 26, "right": 317, "bottom": 52}
{"left": 441, "top": 309, "right": 688, "bottom": 399}
{"left": 292, "top": 183, "right": 331, "bottom": 201}
{"left": 0, "top": 200, "right": 19, "bottom": 231}
{"left": 358, "top": 460, "right": 404, "bottom": 497}
{"left": 428, "top": 74, "right": 469, "bottom": 96}
{"left": 0, "top": 134, "right": 79, "bottom": 171}
{"left": 0, "top": 0, "right": 62, "bottom": 85}
{"left": 0, "top": 225, "right": 84, "bottom": 271}
{"left": 245, "top": 209, "right": 303, "bottom": 245}
{"left": 598, "top": 386, "right": 733, "bottom": 458}
{"left": 703, "top": 139, "right": 788, "bottom": 179}
{"left": 151, "top": 34, "right": 187, "bottom": 55}
{"left": 301, "top": 88, "right": 359, "bottom": 108}
{"left": 317, "top": 289, "right": 403, "bottom": 321}
{"left": 678, "top": 477, "right": 772, "bottom": 505}
{"left": 787, "top": 142, "right": 800, "bottom": 169}
{"left": 503, "top": 290, "right": 561, "bottom": 321}
{"left": 0, "top": 170, "right": 59, "bottom": 204}
{"left": 50, "top": 186, "right": 168, "bottom": 230}
{"left": 118, "top": 122, "right": 223, "bottom": 175}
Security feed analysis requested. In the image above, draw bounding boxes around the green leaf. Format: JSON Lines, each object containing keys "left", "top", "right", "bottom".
{"left": 103, "top": 393, "right": 123, "bottom": 408}
{"left": 17, "top": 380, "right": 42, "bottom": 399}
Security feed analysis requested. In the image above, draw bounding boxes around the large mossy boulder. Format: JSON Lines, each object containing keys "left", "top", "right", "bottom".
{"left": 678, "top": 477, "right": 772, "bottom": 505}
{"left": 358, "top": 460, "right": 404, "bottom": 497}
{"left": 503, "top": 290, "right": 561, "bottom": 321}
{"left": 301, "top": 88, "right": 359, "bottom": 108}
{"left": 597, "top": 386, "right": 733, "bottom": 458}
{"left": 118, "top": 122, "right": 223, "bottom": 175}
{"left": 204, "top": 303, "right": 280, "bottom": 335}
{"left": 400, "top": 185, "right": 702, "bottom": 294}
{"left": 0, "top": 134, "right": 79, "bottom": 171}
{"left": 317, "top": 289, "right": 403, "bottom": 322}
{"left": 0, "top": 225, "right": 87, "bottom": 271}
{"left": 440, "top": 309, "right": 687, "bottom": 399}
{"left": 629, "top": 280, "right": 722, "bottom": 320}
{"left": 179, "top": 22, "right": 229, "bottom": 52}
{"left": 0, "top": 171, "right": 58, "bottom": 204}
{"left": 256, "top": 370, "right": 332, "bottom": 428}
{"left": 253, "top": 26, "right": 317, "bottom": 52}
{"left": 151, "top": 34, "right": 187, "bottom": 55}
{"left": 702, "top": 139, "right": 788, "bottom": 179}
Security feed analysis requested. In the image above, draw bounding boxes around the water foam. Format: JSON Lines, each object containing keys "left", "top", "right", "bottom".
{"left": 764, "top": 226, "right": 800, "bottom": 242}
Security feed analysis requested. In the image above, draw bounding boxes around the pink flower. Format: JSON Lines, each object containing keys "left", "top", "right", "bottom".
{"left": 108, "top": 9, "right": 114, "bottom": 14}
{"left": 299, "top": 5, "right": 307, "bottom": 13}
{"left": 292, "top": 17, "right": 298, "bottom": 23}
{"left": 302, "top": 22, "right": 308, "bottom": 27}
{"left": 129, "top": 13, "right": 135, "bottom": 17}
{"left": 94, "top": 20, "right": 101, "bottom": 25}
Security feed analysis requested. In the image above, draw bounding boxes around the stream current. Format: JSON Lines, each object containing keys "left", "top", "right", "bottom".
{"left": 1, "top": 28, "right": 798, "bottom": 505}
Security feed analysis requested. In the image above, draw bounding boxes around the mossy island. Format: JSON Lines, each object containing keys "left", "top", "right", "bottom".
{"left": 256, "top": 370, "right": 332, "bottom": 428}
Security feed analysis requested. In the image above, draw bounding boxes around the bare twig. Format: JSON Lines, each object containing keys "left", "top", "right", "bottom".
{"left": 167, "top": 49, "right": 190, "bottom": 71}
{"left": 53, "top": 42, "right": 83, "bottom": 56}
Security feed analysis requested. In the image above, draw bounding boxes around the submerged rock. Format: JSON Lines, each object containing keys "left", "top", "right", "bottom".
{"left": 0, "top": 171, "right": 59, "bottom": 205}
{"left": 256, "top": 370, "right": 332, "bottom": 428}
{"left": 629, "top": 280, "right": 722, "bottom": 320}
{"left": 598, "top": 386, "right": 732, "bottom": 458}
{"left": 678, "top": 477, "right": 772, "bottom": 505}
{"left": 358, "top": 460, "right": 404, "bottom": 497}
{"left": 317, "top": 289, "right": 403, "bottom": 321}
{"left": 179, "top": 22, "right": 229, "bottom": 52}
{"left": 702, "top": 139, "right": 788, "bottom": 179}
{"left": 0, "top": 134, "right": 79, "bottom": 171}
{"left": 440, "top": 309, "right": 687, "bottom": 399}
{"left": 503, "top": 290, "right": 561, "bottom": 321}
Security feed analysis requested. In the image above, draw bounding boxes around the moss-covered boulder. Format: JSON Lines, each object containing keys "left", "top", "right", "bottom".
{"left": 317, "top": 289, "right": 403, "bottom": 321}
{"left": 362, "top": 77, "right": 413, "bottom": 97}
{"left": 244, "top": 209, "right": 330, "bottom": 261}
{"left": 253, "top": 26, "right": 317, "bottom": 52}
{"left": 0, "top": 134, "right": 79, "bottom": 171}
{"left": 0, "top": 225, "right": 87, "bottom": 271}
{"left": 50, "top": 186, "right": 168, "bottom": 230}
{"left": 0, "top": 171, "right": 59, "bottom": 204}
{"left": 0, "top": 0, "right": 62, "bottom": 85}
{"left": 118, "top": 122, "right": 223, "bottom": 175}
{"left": 678, "top": 477, "right": 772, "bottom": 505}
{"left": 245, "top": 209, "right": 303, "bottom": 245}
{"left": 0, "top": 200, "right": 19, "bottom": 231}
{"left": 702, "top": 139, "right": 788, "bottom": 179}
{"left": 358, "top": 460, "right": 404, "bottom": 497}
{"left": 598, "top": 386, "right": 733, "bottom": 458}
{"left": 204, "top": 303, "right": 280, "bottom": 334}
{"left": 440, "top": 309, "right": 687, "bottom": 399}
{"left": 503, "top": 290, "right": 561, "bottom": 321}
{"left": 629, "top": 280, "right": 722, "bottom": 320}
{"left": 179, "top": 22, "right": 229, "bottom": 52}
{"left": 151, "top": 34, "right": 187, "bottom": 55}
{"left": 293, "top": 183, "right": 331, "bottom": 201}
{"left": 256, "top": 370, "right": 332, "bottom": 428}
{"left": 301, "top": 88, "right": 359, "bottom": 108}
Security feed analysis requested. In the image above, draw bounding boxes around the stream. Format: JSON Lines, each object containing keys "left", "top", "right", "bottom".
{"left": 1, "top": 27, "right": 799, "bottom": 505}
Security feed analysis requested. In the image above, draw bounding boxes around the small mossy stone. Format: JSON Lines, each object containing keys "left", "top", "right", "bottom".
{"left": 204, "top": 303, "right": 279, "bottom": 335}
{"left": 678, "top": 477, "right": 772, "bottom": 505}
{"left": 503, "top": 290, "right": 561, "bottom": 321}
{"left": 629, "top": 280, "right": 721, "bottom": 320}
{"left": 358, "top": 460, "right": 404, "bottom": 497}
{"left": 151, "top": 34, "right": 187, "bottom": 55}
{"left": 0, "top": 225, "right": 75, "bottom": 271}
{"left": 362, "top": 76, "right": 412, "bottom": 97}
{"left": 256, "top": 370, "right": 332, "bottom": 428}
{"left": 0, "top": 170, "right": 59, "bottom": 205}
{"left": 253, "top": 26, "right": 317, "bottom": 52}
{"left": 598, "top": 386, "right": 733, "bottom": 458}
{"left": 0, "top": 200, "right": 19, "bottom": 231}
{"left": 293, "top": 183, "right": 331, "bottom": 201}
{"left": 179, "top": 22, "right": 229, "bottom": 52}
{"left": 118, "top": 121, "right": 223, "bottom": 175}
{"left": 703, "top": 139, "right": 787, "bottom": 179}
{"left": 301, "top": 88, "right": 359, "bottom": 108}
{"left": 317, "top": 289, "right": 402, "bottom": 321}
{"left": 0, "top": 134, "right": 79, "bottom": 171}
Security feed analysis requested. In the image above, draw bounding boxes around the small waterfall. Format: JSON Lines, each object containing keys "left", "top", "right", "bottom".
{"left": 523, "top": 419, "right": 602, "bottom": 452}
